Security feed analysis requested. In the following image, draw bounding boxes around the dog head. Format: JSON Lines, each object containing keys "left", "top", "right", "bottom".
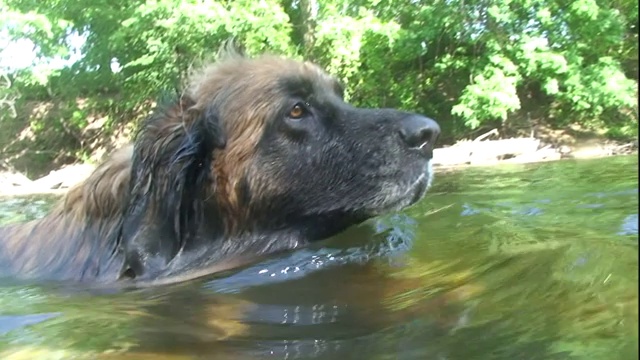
{"left": 120, "top": 51, "right": 440, "bottom": 279}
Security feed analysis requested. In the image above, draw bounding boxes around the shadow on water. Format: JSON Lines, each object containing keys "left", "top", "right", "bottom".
{"left": 0, "top": 155, "right": 637, "bottom": 359}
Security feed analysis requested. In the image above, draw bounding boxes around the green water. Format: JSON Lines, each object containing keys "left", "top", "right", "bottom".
{"left": 0, "top": 156, "right": 637, "bottom": 360}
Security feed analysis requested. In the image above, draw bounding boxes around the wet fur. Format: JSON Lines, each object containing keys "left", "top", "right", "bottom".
{"left": 0, "top": 50, "right": 437, "bottom": 285}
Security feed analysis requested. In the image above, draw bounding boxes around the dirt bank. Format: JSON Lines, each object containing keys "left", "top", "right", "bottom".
{"left": 1, "top": 130, "right": 636, "bottom": 198}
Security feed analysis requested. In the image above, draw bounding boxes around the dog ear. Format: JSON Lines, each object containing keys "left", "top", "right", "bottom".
{"left": 118, "top": 95, "right": 225, "bottom": 280}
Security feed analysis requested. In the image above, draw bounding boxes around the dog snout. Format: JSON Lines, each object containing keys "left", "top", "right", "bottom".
{"left": 398, "top": 115, "right": 440, "bottom": 155}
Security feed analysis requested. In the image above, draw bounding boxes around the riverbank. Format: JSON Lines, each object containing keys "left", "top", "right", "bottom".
{"left": 432, "top": 130, "right": 637, "bottom": 168}
{"left": 1, "top": 131, "right": 636, "bottom": 198}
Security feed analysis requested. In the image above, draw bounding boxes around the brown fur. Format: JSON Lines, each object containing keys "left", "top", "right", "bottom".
{"left": 188, "top": 56, "right": 337, "bottom": 227}
{"left": 0, "top": 146, "right": 132, "bottom": 280}
{"left": 0, "top": 49, "right": 439, "bottom": 285}
{"left": 59, "top": 145, "right": 133, "bottom": 221}
{"left": 0, "top": 53, "right": 338, "bottom": 283}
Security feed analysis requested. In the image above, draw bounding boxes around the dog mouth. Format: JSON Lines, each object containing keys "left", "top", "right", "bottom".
{"left": 408, "top": 171, "right": 430, "bottom": 204}
{"left": 366, "top": 161, "right": 433, "bottom": 216}
{"left": 402, "top": 161, "right": 433, "bottom": 206}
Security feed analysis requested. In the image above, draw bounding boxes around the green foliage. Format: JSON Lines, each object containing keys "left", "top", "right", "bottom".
{"left": 0, "top": 70, "right": 19, "bottom": 120}
{"left": 452, "top": 55, "right": 522, "bottom": 129}
{"left": 0, "top": 0, "right": 637, "bottom": 156}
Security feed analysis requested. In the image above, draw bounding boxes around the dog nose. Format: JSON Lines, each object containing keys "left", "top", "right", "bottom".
{"left": 398, "top": 115, "right": 441, "bottom": 151}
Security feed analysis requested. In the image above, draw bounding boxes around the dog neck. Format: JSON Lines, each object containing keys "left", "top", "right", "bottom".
{"left": 117, "top": 197, "right": 313, "bottom": 282}
{"left": 152, "top": 229, "right": 305, "bottom": 281}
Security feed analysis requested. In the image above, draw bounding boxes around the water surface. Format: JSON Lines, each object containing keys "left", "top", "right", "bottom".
{"left": 0, "top": 155, "right": 637, "bottom": 359}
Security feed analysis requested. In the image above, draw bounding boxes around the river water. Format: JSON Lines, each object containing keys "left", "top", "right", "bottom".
{"left": 0, "top": 155, "right": 637, "bottom": 360}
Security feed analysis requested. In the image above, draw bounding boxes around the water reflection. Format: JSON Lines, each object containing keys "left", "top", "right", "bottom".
{"left": 207, "top": 214, "right": 415, "bottom": 294}
{"left": 0, "top": 313, "right": 60, "bottom": 336}
{"left": 619, "top": 214, "right": 638, "bottom": 236}
{"left": 0, "top": 155, "right": 638, "bottom": 360}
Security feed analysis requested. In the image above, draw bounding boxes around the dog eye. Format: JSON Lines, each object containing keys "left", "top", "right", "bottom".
{"left": 288, "top": 103, "right": 308, "bottom": 119}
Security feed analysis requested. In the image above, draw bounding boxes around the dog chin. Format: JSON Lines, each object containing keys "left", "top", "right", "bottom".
{"left": 404, "top": 162, "right": 433, "bottom": 207}
{"left": 367, "top": 161, "right": 433, "bottom": 216}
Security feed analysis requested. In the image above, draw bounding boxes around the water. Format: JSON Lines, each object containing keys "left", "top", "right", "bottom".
{"left": 0, "top": 155, "right": 637, "bottom": 360}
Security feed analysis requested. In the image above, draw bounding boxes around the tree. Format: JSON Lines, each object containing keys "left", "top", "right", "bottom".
{"left": 0, "top": 71, "right": 18, "bottom": 119}
{"left": 1, "top": 0, "right": 637, "bottom": 155}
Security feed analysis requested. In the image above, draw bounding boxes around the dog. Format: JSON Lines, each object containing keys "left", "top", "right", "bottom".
{"left": 0, "top": 50, "right": 440, "bottom": 285}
